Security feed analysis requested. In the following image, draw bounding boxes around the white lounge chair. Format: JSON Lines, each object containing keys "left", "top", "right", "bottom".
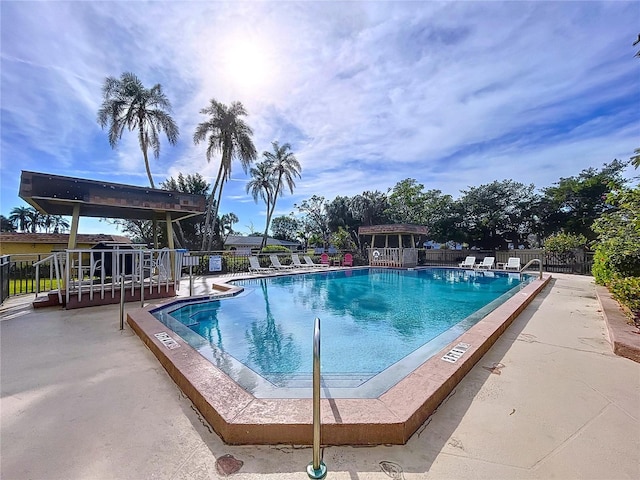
{"left": 459, "top": 256, "right": 476, "bottom": 268}
{"left": 248, "top": 256, "right": 273, "bottom": 273}
{"left": 291, "top": 254, "right": 311, "bottom": 268}
{"left": 269, "top": 255, "right": 296, "bottom": 270}
{"left": 504, "top": 257, "right": 521, "bottom": 271}
{"left": 303, "top": 255, "right": 329, "bottom": 268}
{"left": 476, "top": 257, "right": 495, "bottom": 269}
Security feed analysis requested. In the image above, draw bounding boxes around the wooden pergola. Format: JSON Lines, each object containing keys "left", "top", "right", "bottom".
{"left": 358, "top": 224, "right": 428, "bottom": 267}
{"left": 19, "top": 170, "right": 206, "bottom": 249}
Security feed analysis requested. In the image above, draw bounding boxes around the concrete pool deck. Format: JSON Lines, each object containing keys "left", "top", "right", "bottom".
{"left": 127, "top": 270, "right": 552, "bottom": 445}
{"left": 1, "top": 273, "right": 639, "bottom": 479}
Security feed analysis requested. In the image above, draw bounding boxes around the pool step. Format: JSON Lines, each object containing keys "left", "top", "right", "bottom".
{"left": 267, "top": 372, "right": 373, "bottom": 389}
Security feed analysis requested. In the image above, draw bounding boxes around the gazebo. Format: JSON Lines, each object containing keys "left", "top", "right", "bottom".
{"left": 19, "top": 170, "right": 206, "bottom": 250}
{"left": 18, "top": 171, "right": 207, "bottom": 308}
{"left": 358, "top": 224, "right": 428, "bottom": 268}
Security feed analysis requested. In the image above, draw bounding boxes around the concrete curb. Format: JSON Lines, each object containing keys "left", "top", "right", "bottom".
{"left": 595, "top": 284, "right": 640, "bottom": 363}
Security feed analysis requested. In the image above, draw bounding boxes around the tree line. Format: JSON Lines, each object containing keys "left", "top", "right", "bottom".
{"left": 1, "top": 207, "right": 69, "bottom": 234}
{"left": 268, "top": 159, "right": 632, "bottom": 252}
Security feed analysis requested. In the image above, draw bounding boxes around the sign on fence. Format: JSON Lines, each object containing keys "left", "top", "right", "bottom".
{"left": 209, "top": 255, "right": 222, "bottom": 272}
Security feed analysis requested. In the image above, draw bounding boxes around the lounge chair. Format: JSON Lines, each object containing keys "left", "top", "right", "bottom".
{"left": 304, "top": 255, "right": 329, "bottom": 268}
{"left": 269, "top": 255, "right": 296, "bottom": 270}
{"left": 504, "top": 257, "right": 521, "bottom": 271}
{"left": 291, "top": 254, "right": 311, "bottom": 268}
{"left": 476, "top": 257, "right": 495, "bottom": 269}
{"left": 342, "top": 253, "right": 353, "bottom": 267}
{"left": 458, "top": 256, "right": 476, "bottom": 268}
{"left": 248, "top": 256, "right": 273, "bottom": 273}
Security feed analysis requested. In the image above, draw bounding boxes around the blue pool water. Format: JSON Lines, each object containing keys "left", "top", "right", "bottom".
{"left": 152, "top": 268, "right": 529, "bottom": 398}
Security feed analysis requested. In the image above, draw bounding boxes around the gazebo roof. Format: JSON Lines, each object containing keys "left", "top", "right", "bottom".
{"left": 19, "top": 171, "right": 206, "bottom": 222}
{"left": 358, "top": 224, "right": 429, "bottom": 235}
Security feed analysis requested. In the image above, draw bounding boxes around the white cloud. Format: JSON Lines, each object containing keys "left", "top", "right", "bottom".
{"left": 1, "top": 1, "right": 638, "bottom": 235}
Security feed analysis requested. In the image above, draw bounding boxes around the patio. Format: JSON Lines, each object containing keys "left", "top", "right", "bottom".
{"left": 1, "top": 273, "right": 638, "bottom": 479}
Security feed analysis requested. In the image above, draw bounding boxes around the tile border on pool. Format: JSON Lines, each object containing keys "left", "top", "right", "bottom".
{"left": 127, "top": 272, "right": 551, "bottom": 445}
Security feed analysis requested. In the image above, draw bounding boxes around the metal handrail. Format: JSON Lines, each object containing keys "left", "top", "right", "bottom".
{"left": 33, "top": 253, "right": 62, "bottom": 304}
{"left": 307, "top": 317, "right": 327, "bottom": 479}
{"left": 520, "top": 258, "right": 543, "bottom": 279}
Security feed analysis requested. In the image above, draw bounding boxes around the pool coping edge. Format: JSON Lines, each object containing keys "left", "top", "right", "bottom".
{"left": 127, "top": 272, "right": 551, "bottom": 445}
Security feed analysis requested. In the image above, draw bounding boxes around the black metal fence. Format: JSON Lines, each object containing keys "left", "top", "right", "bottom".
{"left": 0, "top": 248, "right": 595, "bottom": 305}
{"left": 0, "top": 256, "right": 10, "bottom": 305}
{"left": 0, "top": 254, "right": 56, "bottom": 303}
{"left": 180, "top": 251, "right": 327, "bottom": 276}
{"left": 421, "top": 248, "right": 594, "bottom": 275}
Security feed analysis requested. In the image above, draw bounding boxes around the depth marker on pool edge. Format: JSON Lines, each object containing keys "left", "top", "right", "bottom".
{"left": 154, "top": 332, "right": 181, "bottom": 350}
{"left": 442, "top": 343, "right": 470, "bottom": 363}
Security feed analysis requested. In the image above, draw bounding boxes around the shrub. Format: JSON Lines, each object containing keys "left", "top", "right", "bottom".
{"left": 608, "top": 275, "right": 640, "bottom": 321}
{"left": 261, "top": 245, "right": 291, "bottom": 253}
{"left": 592, "top": 247, "right": 614, "bottom": 285}
{"left": 592, "top": 185, "right": 640, "bottom": 283}
{"left": 543, "top": 232, "right": 588, "bottom": 264}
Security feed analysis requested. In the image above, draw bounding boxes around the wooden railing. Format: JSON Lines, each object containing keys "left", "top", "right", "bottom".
{"left": 367, "top": 248, "right": 418, "bottom": 267}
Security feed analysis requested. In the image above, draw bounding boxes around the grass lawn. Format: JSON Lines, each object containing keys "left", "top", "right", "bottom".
{"left": 9, "top": 278, "right": 60, "bottom": 295}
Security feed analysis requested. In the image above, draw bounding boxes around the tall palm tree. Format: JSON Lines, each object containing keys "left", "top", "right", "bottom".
{"left": 97, "top": 72, "right": 179, "bottom": 189}
{"left": 261, "top": 142, "right": 301, "bottom": 248}
{"left": 49, "top": 215, "right": 70, "bottom": 233}
{"left": 246, "top": 162, "right": 276, "bottom": 247}
{"left": 25, "top": 208, "right": 42, "bottom": 233}
{"left": 9, "top": 206, "right": 32, "bottom": 232}
{"left": 194, "top": 99, "right": 257, "bottom": 250}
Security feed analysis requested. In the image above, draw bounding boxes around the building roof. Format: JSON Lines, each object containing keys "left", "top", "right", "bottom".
{"left": 358, "top": 224, "right": 429, "bottom": 235}
{"left": 19, "top": 171, "right": 206, "bottom": 222}
{"left": 224, "top": 235, "right": 300, "bottom": 248}
{"left": 0, "top": 233, "right": 132, "bottom": 245}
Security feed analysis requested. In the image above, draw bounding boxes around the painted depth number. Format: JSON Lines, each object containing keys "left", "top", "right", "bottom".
{"left": 441, "top": 343, "right": 470, "bottom": 363}
{"left": 154, "top": 332, "right": 180, "bottom": 350}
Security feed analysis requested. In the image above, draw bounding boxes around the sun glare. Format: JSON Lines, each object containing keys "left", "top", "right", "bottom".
{"left": 222, "top": 37, "right": 275, "bottom": 94}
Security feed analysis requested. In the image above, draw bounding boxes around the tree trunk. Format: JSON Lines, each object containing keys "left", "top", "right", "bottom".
{"left": 201, "top": 165, "right": 225, "bottom": 251}
{"left": 140, "top": 127, "right": 155, "bottom": 189}
{"left": 261, "top": 198, "right": 272, "bottom": 249}
{"left": 206, "top": 180, "right": 226, "bottom": 251}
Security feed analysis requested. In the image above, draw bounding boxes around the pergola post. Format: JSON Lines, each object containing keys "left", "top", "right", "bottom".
{"left": 68, "top": 204, "right": 81, "bottom": 249}
{"left": 166, "top": 212, "right": 175, "bottom": 279}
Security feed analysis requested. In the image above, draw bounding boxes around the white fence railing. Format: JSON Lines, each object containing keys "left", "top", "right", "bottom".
{"left": 367, "top": 248, "right": 418, "bottom": 267}
{"left": 34, "top": 247, "right": 185, "bottom": 306}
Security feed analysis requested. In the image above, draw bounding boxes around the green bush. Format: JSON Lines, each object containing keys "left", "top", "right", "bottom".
{"left": 608, "top": 276, "right": 640, "bottom": 318}
{"left": 261, "top": 245, "right": 291, "bottom": 253}
{"left": 543, "top": 232, "right": 588, "bottom": 264}
{"left": 592, "top": 247, "right": 612, "bottom": 285}
{"left": 592, "top": 185, "right": 640, "bottom": 283}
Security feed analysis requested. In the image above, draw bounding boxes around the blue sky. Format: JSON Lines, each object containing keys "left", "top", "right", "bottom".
{"left": 1, "top": 1, "right": 638, "bottom": 236}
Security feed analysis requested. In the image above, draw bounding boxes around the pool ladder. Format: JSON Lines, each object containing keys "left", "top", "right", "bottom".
{"left": 520, "top": 258, "right": 543, "bottom": 279}
{"left": 307, "top": 317, "right": 327, "bottom": 479}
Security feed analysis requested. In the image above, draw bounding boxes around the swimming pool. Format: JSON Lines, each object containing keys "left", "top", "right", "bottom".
{"left": 151, "top": 268, "right": 530, "bottom": 398}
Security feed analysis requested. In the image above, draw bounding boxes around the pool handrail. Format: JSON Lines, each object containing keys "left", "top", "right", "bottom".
{"left": 307, "top": 317, "right": 327, "bottom": 479}
{"left": 520, "top": 258, "right": 543, "bottom": 279}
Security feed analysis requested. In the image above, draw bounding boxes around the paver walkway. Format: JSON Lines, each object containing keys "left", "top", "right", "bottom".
{"left": 1, "top": 273, "right": 638, "bottom": 479}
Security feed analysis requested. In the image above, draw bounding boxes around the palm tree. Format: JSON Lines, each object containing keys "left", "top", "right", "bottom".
{"left": 246, "top": 162, "right": 276, "bottom": 248}
{"left": 9, "top": 206, "right": 32, "bottom": 232}
{"left": 219, "top": 212, "right": 239, "bottom": 241}
{"left": 97, "top": 72, "right": 179, "bottom": 189}
{"left": 25, "top": 208, "right": 42, "bottom": 233}
{"left": 49, "top": 215, "right": 70, "bottom": 233}
{"left": 260, "top": 141, "right": 301, "bottom": 248}
{"left": 193, "top": 99, "right": 257, "bottom": 250}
